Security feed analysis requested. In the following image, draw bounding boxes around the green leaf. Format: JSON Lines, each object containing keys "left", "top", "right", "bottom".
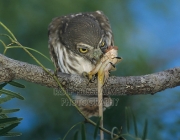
{"left": 0, "top": 34, "right": 14, "bottom": 42}
{"left": 131, "top": 109, "right": 138, "bottom": 137}
{"left": 5, "top": 46, "right": 51, "bottom": 62}
{"left": 0, "top": 114, "right": 8, "bottom": 119}
{"left": 0, "top": 22, "right": 17, "bottom": 41}
{"left": 0, "top": 119, "right": 21, "bottom": 128}
{"left": 0, "top": 109, "right": 20, "bottom": 114}
{"left": 0, "top": 83, "right": 7, "bottom": 89}
{"left": 62, "top": 122, "right": 81, "bottom": 140}
{"left": 0, "top": 117, "right": 22, "bottom": 125}
{"left": 0, "top": 117, "right": 19, "bottom": 123}
{"left": 142, "top": 119, "right": 148, "bottom": 140}
{"left": 2, "top": 132, "right": 22, "bottom": 137}
{"left": 7, "top": 81, "right": 25, "bottom": 88}
{"left": 0, "top": 89, "right": 24, "bottom": 100}
{"left": 93, "top": 117, "right": 101, "bottom": 139}
{"left": 111, "top": 127, "right": 119, "bottom": 139}
{"left": 81, "top": 123, "right": 86, "bottom": 140}
{"left": 73, "top": 130, "right": 79, "bottom": 140}
{"left": 125, "top": 107, "right": 130, "bottom": 133}
{"left": 0, "top": 123, "right": 20, "bottom": 136}
{"left": 0, "top": 95, "right": 13, "bottom": 104}
{"left": 0, "top": 40, "right": 7, "bottom": 50}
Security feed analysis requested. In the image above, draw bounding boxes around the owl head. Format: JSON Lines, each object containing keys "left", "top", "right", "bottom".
{"left": 49, "top": 11, "right": 114, "bottom": 62}
{"left": 48, "top": 11, "right": 114, "bottom": 74}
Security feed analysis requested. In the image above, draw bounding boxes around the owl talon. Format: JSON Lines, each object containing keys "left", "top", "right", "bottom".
{"left": 88, "top": 74, "right": 96, "bottom": 82}
{"left": 82, "top": 72, "right": 88, "bottom": 77}
{"left": 82, "top": 72, "right": 96, "bottom": 82}
{"left": 82, "top": 72, "right": 91, "bottom": 80}
{"left": 93, "top": 76, "right": 97, "bottom": 82}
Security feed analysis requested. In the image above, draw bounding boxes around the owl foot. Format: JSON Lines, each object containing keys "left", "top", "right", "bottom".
{"left": 87, "top": 55, "right": 122, "bottom": 84}
{"left": 54, "top": 67, "right": 61, "bottom": 76}
{"left": 82, "top": 72, "right": 96, "bottom": 82}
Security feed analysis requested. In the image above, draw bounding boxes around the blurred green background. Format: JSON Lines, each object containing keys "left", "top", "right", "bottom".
{"left": 0, "top": 0, "right": 180, "bottom": 140}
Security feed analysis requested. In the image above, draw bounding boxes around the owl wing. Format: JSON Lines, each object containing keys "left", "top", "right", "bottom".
{"left": 48, "top": 15, "right": 73, "bottom": 72}
{"left": 48, "top": 16, "right": 64, "bottom": 72}
{"left": 89, "top": 11, "right": 114, "bottom": 46}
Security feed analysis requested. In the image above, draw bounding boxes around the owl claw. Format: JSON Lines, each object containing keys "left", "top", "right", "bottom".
{"left": 89, "top": 74, "right": 96, "bottom": 82}
{"left": 82, "top": 72, "right": 96, "bottom": 82}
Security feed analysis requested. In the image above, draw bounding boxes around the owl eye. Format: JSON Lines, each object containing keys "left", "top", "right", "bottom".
{"left": 79, "top": 48, "right": 88, "bottom": 53}
{"left": 100, "top": 41, "right": 105, "bottom": 47}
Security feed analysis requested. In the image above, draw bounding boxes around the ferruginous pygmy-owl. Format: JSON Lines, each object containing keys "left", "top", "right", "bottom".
{"left": 48, "top": 11, "right": 115, "bottom": 118}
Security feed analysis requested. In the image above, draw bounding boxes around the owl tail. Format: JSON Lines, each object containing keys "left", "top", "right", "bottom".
{"left": 72, "top": 95, "right": 112, "bottom": 118}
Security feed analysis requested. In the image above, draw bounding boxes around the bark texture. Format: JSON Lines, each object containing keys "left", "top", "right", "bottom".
{"left": 0, "top": 54, "right": 180, "bottom": 96}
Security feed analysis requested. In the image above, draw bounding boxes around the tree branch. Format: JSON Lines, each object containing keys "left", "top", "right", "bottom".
{"left": 0, "top": 53, "right": 180, "bottom": 96}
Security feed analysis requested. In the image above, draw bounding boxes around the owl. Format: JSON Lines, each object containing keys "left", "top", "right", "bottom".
{"left": 48, "top": 11, "right": 115, "bottom": 118}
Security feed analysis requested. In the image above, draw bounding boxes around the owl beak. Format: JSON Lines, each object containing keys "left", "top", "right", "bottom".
{"left": 93, "top": 48, "right": 103, "bottom": 62}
